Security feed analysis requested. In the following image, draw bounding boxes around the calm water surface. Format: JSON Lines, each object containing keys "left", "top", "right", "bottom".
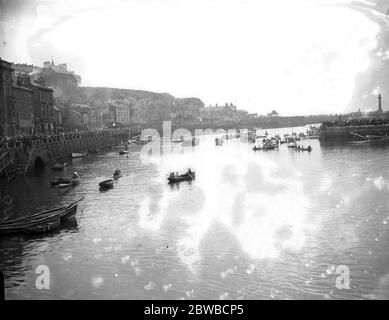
{"left": 1, "top": 126, "right": 389, "bottom": 299}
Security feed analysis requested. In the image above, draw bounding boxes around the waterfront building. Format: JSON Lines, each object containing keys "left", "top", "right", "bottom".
{"left": 267, "top": 110, "right": 279, "bottom": 117}
{"left": 72, "top": 103, "right": 95, "bottom": 129}
{"left": 112, "top": 102, "right": 132, "bottom": 125}
{"left": 13, "top": 78, "right": 34, "bottom": 134}
{"left": 0, "top": 58, "right": 16, "bottom": 136}
{"left": 101, "top": 105, "right": 116, "bottom": 126}
{"left": 200, "top": 103, "right": 238, "bottom": 124}
{"left": 53, "top": 104, "right": 65, "bottom": 132}
{"left": 21, "top": 76, "right": 55, "bottom": 133}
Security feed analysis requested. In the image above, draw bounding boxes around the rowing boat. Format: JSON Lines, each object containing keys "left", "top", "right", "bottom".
{"left": 0, "top": 199, "right": 81, "bottom": 230}
{"left": 168, "top": 171, "right": 195, "bottom": 184}
{"left": 99, "top": 179, "right": 114, "bottom": 189}
{"left": 72, "top": 152, "right": 88, "bottom": 158}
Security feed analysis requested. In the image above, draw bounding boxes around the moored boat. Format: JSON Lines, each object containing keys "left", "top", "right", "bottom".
{"left": 262, "top": 144, "right": 277, "bottom": 150}
{"left": 72, "top": 151, "right": 88, "bottom": 158}
{"left": 118, "top": 150, "right": 128, "bottom": 155}
{"left": 99, "top": 179, "right": 114, "bottom": 189}
{"left": 167, "top": 170, "right": 195, "bottom": 184}
{"left": 50, "top": 177, "right": 71, "bottom": 186}
{"left": 24, "top": 219, "right": 61, "bottom": 235}
{"left": 0, "top": 200, "right": 80, "bottom": 226}
{"left": 58, "top": 183, "right": 73, "bottom": 188}
{"left": 51, "top": 162, "right": 66, "bottom": 171}
{"left": 0, "top": 200, "right": 81, "bottom": 235}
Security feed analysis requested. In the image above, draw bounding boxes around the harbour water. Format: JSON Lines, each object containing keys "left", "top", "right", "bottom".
{"left": 1, "top": 126, "right": 389, "bottom": 299}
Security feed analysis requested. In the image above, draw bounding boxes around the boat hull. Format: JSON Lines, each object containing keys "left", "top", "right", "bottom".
{"left": 167, "top": 172, "right": 195, "bottom": 184}
{"left": 24, "top": 219, "right": 61, "bottom": 235}
{"left": 99, "top": 179, "right": 114, "bottom": 188}
{"left": 0, "top": 202, "right": 79, "bottom": 234}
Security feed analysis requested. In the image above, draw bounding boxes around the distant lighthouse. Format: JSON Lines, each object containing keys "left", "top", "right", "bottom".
{"left": 378, "top": 93, "right": 383, "bottom": 113}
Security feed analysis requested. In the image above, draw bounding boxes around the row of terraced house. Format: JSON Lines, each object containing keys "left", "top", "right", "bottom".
{"left": 0, "top": 58, "right": 58, "bottom": 136}
{"left": 0, "top": 57, "right": 101, "bottom": 136}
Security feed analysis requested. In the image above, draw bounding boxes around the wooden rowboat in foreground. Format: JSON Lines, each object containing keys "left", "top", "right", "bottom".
{"left": 0, "top": 198, "right": 82, "bottom": 235}
{"left": 24, "top": 219, "right": 61, "bottom": 235}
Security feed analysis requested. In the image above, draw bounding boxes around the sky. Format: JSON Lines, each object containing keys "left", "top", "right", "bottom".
{"left": 0, "top": 0, "right": 383, "bottom": 115}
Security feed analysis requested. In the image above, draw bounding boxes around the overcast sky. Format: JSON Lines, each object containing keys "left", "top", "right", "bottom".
{"left": 0, "top": 0, "right": 383, "bottom": 115}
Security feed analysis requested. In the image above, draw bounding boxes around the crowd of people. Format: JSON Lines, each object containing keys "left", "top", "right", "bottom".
{"left": 0, "top": 129, "right": 127, "bottom": 156}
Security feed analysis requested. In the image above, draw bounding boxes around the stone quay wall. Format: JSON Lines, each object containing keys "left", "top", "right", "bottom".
{"left": 0, "top": 129, "right": 129, "bottom": 174}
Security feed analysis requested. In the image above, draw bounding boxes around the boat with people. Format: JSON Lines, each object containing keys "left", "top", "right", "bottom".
{"left": 252, "top": 146, "right": 261, "bottom": 151}
{"left": 50, "top": 177, "right": 75, "bottom": 186}
{"left": 99, "top": 179, "right": 114, "bottom": 189}
{"left": 0, "top": 199, "right": 82, "bottom": 235}
{"left": 72, "top": 172, "right": 80, "bottom": 179}
{"left": 261, "top": 143, "right": 278, "bottom": 150}
{"left": 50, "top": 172, "right": 80, "bottom": 186}
{"left": 113, "top": 169, "right": 122, "bottom": 179}
{"left": 295, "top": 145, "right": 312, "bottom": 152}
{"left": 131, "top": 135, "right": 152, "bottom": 145}
{"left": 167, "top": 169, "right": 195, "bottom": 184}
{"left": 72, "top": 151, "right": 88, "bottom": 159}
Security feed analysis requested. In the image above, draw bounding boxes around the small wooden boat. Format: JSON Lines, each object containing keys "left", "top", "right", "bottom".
{"left": 51, "top": 178, "right": 79, "bottom": 186}
{"left": 51, "top": 163, "right": 66, "bottom": 171}
{"left": 295, "top": 146, "right": 312, "bottom": 152}
{"left": 99, "top": 179, "right": 114, "bottom": 189}
{"left": 0, "top": 200, "right": 80, "bottom": 235}
{"left": 50, "top": 177, "right": 71, "bottom": 186}
{"left": 262, "top": 144, "right": 278, "bottom": 150}
{"left": 252, "top": 146, "right": 261, "bottom": 151}
{"left": 72, "top": 152, "right": 88, "bottom": 158}
{"left": 0, "top": 199, "right": 81, "bottom": 227}
{"left": 58, "top": 183, "right": 73, "bottom": 188}
{"left": 167, "top": 171, "right": 195, "bottom": 184}
{"left": 118, "top": 150, "right": 128, "bottom": 155}
{"left": 24, "top": 219, "right": 61, "bottom": 235}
